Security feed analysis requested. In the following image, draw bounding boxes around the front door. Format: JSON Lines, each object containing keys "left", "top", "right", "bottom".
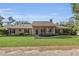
{"left": 36, "top": 29, "right": 38, "bottom": 35}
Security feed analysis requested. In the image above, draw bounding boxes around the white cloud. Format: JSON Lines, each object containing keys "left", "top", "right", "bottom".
{"left": 0, "top": 8, "right": 12, "bottom": 11}
{"left": 0, "top": 8, "right": 14, "bottom": 14}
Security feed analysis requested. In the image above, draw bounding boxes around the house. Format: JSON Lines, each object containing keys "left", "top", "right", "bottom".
{"left": 3, "top": 19, "right": 71, "bottom": 36}
{"left": 3, "top": 24, "right": 32, "bottom": 35}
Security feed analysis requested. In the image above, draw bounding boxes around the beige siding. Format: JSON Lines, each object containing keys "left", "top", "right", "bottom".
{"left": 15, "top": 29, "right": 24, "bottom": 35}
{"left": 8, "top": 28, "right": 33, "bottom": 35}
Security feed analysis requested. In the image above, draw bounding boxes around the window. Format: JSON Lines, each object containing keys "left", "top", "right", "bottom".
{"left": 19, "top": 29, "right": 21, "bottom": 31}
{"left": 49, "top": 29, "right": 52, "bottom": 32}
{"left": 63, "top": 29, "right": 67, "bottom": 33}
{"left": 55, "top": 28, "right": 60, "bottom": 33}
{"left": 11, "top": 29, "right": 15, "bottom": 33}
{"left": 41, "top": 29, "right": 46, "bottom": 32}
{"left": 41, "top": 29, "right": 43, "bottom": 32}
{"left": 24, "top": 29, "right": 29, "bottom": 33}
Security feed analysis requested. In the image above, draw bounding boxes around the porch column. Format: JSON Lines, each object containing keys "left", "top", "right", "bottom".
{"left": 38, "top": 28, "right": 41, "bottom": 35}
{"left": 32, "top": 27, "right": 35, "bottom": 35}
{"left": 29, "top": 28, "right": 32, "bottom": 35}
{"left": 8, "top": 29, "right": 11, "bottom": 35}
{"left": 46, "top": 28, "right": 49, "bottom": 34}
{"left": 52, "top": 27, "right": 55, "bottom": 35}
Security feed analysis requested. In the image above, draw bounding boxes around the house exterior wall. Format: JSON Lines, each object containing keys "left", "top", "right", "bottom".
{"left": 8, "top": 28, "right": 32, "bottom": 35}
{"left": 15, "top": 29, "right": 24, "bottom": 35}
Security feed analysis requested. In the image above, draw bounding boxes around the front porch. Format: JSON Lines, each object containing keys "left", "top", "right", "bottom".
{"left": 33, "top": 26, "right": 55, "bottom": 36}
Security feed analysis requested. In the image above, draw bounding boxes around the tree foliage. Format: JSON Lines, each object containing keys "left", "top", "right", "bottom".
{"left": 72, "top": 3, "right": 79, "bottom": 14}
{"left": 0, "top": 16, "right": 4, "bottom": 26}
{"left": 8, "top": 17, "right": 15, "bottom": 24}
{"left": 71, "top": 3, "right": 79, "bottom": 32}
{"left": 15, "top": 21, "right": 30, "bottom": 25}
{"left": 66, "top": 16, "right": 77, "bottom": 34}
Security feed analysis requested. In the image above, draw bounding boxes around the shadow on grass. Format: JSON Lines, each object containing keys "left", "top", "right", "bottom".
{"left": 35, "top": 35, "right": 74, "bottom": 39}
{"left": 0, "top": 35, "right": 77, "bottom": 40}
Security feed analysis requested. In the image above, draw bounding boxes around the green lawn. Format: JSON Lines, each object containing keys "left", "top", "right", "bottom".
{"left": 0, "top": 35, "right": 79, "bottom": 47}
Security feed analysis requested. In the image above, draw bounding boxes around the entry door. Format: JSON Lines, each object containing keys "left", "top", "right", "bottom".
{"left": 36, "top": 29, "right": 38, "bottom": 35}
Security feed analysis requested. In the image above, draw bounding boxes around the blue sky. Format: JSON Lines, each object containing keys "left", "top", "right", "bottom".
{"left": 0, "top": 3, "right": 73, "bottom": 23}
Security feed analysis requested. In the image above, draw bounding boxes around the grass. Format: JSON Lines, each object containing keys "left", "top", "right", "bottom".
{"left": 0, "top": 35, "right": 78, "bottom": 47}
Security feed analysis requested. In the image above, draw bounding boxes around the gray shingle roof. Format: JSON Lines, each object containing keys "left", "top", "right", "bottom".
{"left": 4, "top": 24, "right": 32, "bottom": 29}
{"left": 32, "top": 21, "right": 54, "bottom": 26}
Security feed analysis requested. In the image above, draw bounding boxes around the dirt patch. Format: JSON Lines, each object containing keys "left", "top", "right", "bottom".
{"left": 0, "top": 46, "right": 79, "bottom": 56}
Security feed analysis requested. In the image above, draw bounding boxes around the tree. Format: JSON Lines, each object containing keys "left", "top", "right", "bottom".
{"left": 0, "top": 16, "right": 4, "bottom": 26}
{"left": 66, "top": 16, "right": 77, "bottom": 34}
{"left": 15, "top": 21, "right": 30, "bottom": 25}
{"left": 59, "top": 21, "right": 66, "bottom": 26}
{"left": 56, "top": 22, "right": 59, "bottom": 25}
{"left": 72, "top": 3, "right": 79, "bottom": 14}
{"left": 71, "top": 3, "right": 79, "bottom": 34}
{"left": 8, "top": 17, "right": 15, "bottom": 24}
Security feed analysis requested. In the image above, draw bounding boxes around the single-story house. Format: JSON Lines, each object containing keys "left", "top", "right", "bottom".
{"left": 3, "top": 20, "right": 71, "bottom": 36}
